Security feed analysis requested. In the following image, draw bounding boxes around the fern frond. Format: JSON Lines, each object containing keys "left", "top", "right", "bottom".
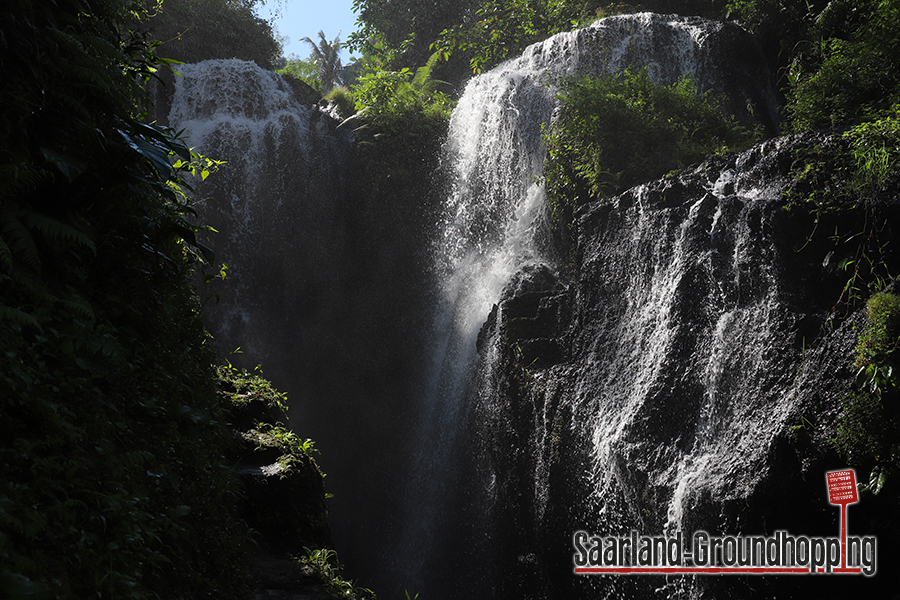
{"left": 0, "top": 237, "right": 11, "bottom": 273}
{"left": 412, "top": 50, "right": 443, "bottom": 90}
{"left": 22, "top": 211, "right": 96, "bottom": 253}
{"left": 0, "top": 305, "right": 41, "bottom": 330}
{"left": 0, "top": 163, "right": 49, "bottom": 198}
{"left": 61, "top": 290, "right": 95, "bottom": 323}
{"left": 1, "top": 208, "right": 41, "bottom": 275}
{"left": 6, "top": 258, "right": 45, "bottom": 294}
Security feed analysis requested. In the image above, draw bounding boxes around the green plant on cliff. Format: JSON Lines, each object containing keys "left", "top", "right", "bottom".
{"left": 347, "top": 52, "right": 453, "bottom": 201}
{"left": 0, "top": 0, "right": 252, "bottom": 597}
{"left": 836, "top": 292, "right": 900, "bottom": 494}
{"left": 784, "top": 107, "right": 900, "bottom": 309}
{"left": 218, "top": 362, "right": 289, "bottom": 414}
{"left": 785, "top": 0, "right": 900, "bottom": 132}
{"left": 544, "top": 67, "right": 760, "bottom": 220}
{"left": 298, "top": 547, "right": 377, "bottom": 600}
{"left": 430, "top": 0, "right": 598, "bottom": 74}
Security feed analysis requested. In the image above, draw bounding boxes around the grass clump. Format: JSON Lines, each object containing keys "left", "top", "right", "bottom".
{"left": 327, "top": 86, "right": 358, "bottom": 119}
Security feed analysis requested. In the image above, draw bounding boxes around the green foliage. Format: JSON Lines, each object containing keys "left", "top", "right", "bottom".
{"left": 327, "top": 87, "right": 358, "bottom": 119}
{"left": 855, "top": 292, "right": 900, "bottom": 368}
{"left": 298, "top": 547, "right": 377, "bottom": 600}
{"left": 217, "top": 361, "right": 289, "bottom": 414}
{"left": 785, "top": 109, "right": 900, "bottom": 216}
{"left": 724, "top": 0, "right": 829, "bottom": 92}
{"left": 301, "top": 31, "right": 344, "bottom": 94}
{"left": 279, "top": 53, "right": 322, "bottom": 89}
{"left": 217, "top": 362, "right": 324, "bottom": 479}
{"left": 349, "top": 1, "right": 738, "bottom": 85}
{"left": 836, "top": 292, "right": 900, "bottom": 494}
{"left": 725, "top": 0, "right": 824, "bottom": 31}
{"left": 544, "top": 68, "right": 760, "bottom": 215}
{"left": 1, "top": 0, "right": 252, "bottom": 597}
{"left": 255, "top": 423, "right": 319, "bottom": 458}
{"left": 347, "top": 54, "right": 454, "bottom": 200}
{"left": 146, "top": 0, "right": 283, "bottom": 69}
{"left": 786, "top": 0, "right": 900, "bottom": 131}
{"left": 784, "top": 109, "right": 900, "bottom": 306}
{"left": 432, "top": 0, "right": 609, "bottom": 74}
{"left": 349, "top": 0, "right": 479, "bottom": 71}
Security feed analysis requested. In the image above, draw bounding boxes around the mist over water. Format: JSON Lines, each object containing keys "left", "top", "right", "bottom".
{"left": 166, "top": 15, "right": 875, "bottom": 600}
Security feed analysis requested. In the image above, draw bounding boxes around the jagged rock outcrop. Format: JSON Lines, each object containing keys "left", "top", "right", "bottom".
{"left": 223, "top": 389, "right": 332, "bottom": 555}
{"left": 219, "top": 377, "right": 335, "bottom": 599}
{"left": 474, "top": 132, "right": 897, "bottom": 598}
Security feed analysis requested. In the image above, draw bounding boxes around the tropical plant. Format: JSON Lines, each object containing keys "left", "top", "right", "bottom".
{"left": 836, "top": 292, "right": 900, "bottom": 495}
{"left": 786, "top": 0, "right": 900, "bottom": 131}
{"left": 432, "top": 0, "right": 603, "bottom": 73}
{"left": 346, "top": 51, "right": 453, "bottom": 204}
{"left": 784, "top": 107, "right": 900, "bottom": 308}
{"left": 298, "top": 547, "right": 377, "bottom": 599}
{"left": 327, "top": 86, "right": 358, "bottom": 118}
{"left": 544, "top": 67, "right": 760, "bottom": 218}
{"left": 302, "top": 30, "right": 344, "bottom": 93}
{"left": 279, "top": 53, "right": 321, "bottom": 88}
{"left": 1, "top": 0, "right": 252, "bottom": 597}
{"left": 348, "top": 0, "right": 478, "bottom": 71}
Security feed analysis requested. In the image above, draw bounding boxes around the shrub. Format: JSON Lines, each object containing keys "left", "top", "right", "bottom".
{"left": 146, "top": 0, "right": 282, "bottom": 69}
{"left": 783, "top": 108, "right": 900, "bottom": 306}
{"left": 544, "top": 67, "right": 760, "bottom": 215}
{"left": 786, "top": 0, "right": 900, "bottom": 131}
{"left": 1, "top": 1, "right": 251, "bottom": 596}
{"left": 836, "top": 292, "right": 900, "bottom": 493}
{"left": 327, "top": 87, "right": 358, "bottom": 119}
{"left": 348, "top": 56, "right": 454, "bottom": 200}
{"left": 855, "top": 292, "right": 900, "bottom": 368}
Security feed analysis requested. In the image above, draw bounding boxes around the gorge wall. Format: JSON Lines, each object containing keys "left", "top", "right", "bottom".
{"left": 166, "top": 14, "right": 894, "bottom": 600}
{"left": 466, "top": 135, "right": 895, "bottom": 599}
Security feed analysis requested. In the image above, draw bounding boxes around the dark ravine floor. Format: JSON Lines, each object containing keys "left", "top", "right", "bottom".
{"left": 251, "top": 553, "right": 333, "bottom": 600}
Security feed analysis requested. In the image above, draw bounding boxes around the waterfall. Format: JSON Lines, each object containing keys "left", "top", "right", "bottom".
{"left": 168, "top": 59, "right": 353, "bottom": 377}
{"left": 164, "top": 17, "right": 875, "bottom": 600}
{"left": 402, "top": 13, "right": 782, "bottom": 600}
{"left": 167, "top": 59, "right": 438, "bottom": 593}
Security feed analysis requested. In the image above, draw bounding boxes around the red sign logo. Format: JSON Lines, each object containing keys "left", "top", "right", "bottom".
{"left": 826, "top": 469, "right": 858, "bottom": 505}
{"left": 826, "top": 469, "right": 859, "bottom": 572}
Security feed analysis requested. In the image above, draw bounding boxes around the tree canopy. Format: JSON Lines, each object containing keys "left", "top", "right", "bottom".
{"left": 302, "top": 30, "right": 344, "bottom": 93}
{"left": 145, "top": 0, "right": 283, "bottom": 69}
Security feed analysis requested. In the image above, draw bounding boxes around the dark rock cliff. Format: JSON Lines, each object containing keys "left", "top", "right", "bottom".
{"left": 471, "top": 132, "right": 898, "bottom": 598}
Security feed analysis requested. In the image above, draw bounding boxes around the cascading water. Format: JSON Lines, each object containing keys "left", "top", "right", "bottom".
{"left": 168, "top": 59, "right": 353, "bottom": 376}
{"left": 400, "top": 12, "right": 785, "bottom": 600}
{"left": 167, "top": 58, "right": 439, "bottom": 592}
{"left": 164, "top": 17, "right": 888, "bottom": 600}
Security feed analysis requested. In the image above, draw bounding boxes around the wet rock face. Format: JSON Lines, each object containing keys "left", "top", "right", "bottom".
{"left": 473, "top": 131, "right": 891, "bottom": 598}
{"left": 401, "top": 14, "right": 786, "bottom": 600}
{"left": 523, "top": 12, "right": 780, "bottom": 131}
{"left": 224, "top": 392, "right": 332, "bottom": 556}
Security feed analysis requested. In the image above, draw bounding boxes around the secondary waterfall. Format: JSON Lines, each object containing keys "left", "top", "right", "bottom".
{"left": 167, "top": 59, "right": 353, "bottom": 380}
